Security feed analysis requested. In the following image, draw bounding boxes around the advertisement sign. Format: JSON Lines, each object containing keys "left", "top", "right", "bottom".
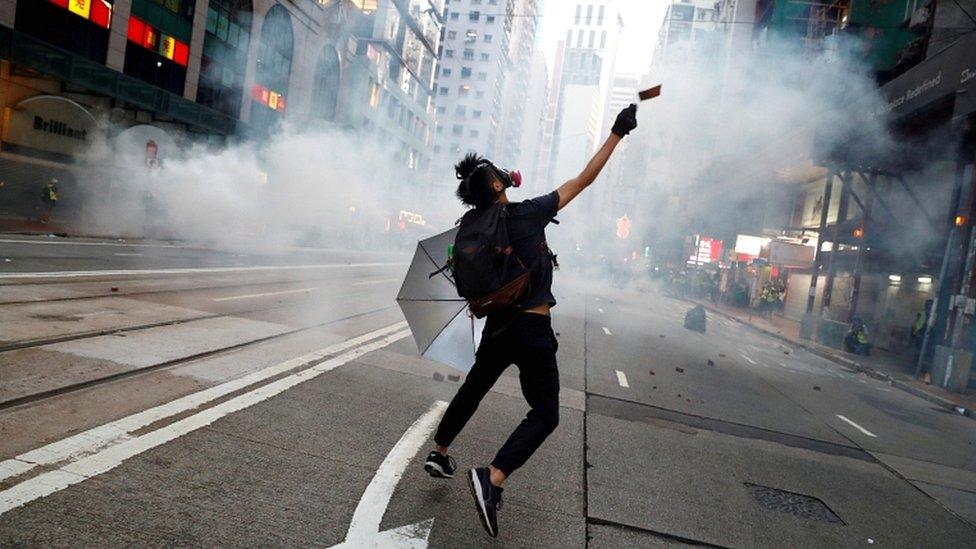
{"left": 688, "top": 235, "right": 723, "bottom": 266}
{"left": 667, "top": 3, "right": 694, "bottom": 44}
{"left": 734, "top": 234, "right": 769, "bottom": 260}
{"left": 1, "top": 95, "right": 96, "bottom": 160}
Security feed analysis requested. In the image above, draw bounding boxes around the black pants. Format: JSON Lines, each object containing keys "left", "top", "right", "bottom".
{"left": 434, "top": 313, "right": 560, "bottom": 476}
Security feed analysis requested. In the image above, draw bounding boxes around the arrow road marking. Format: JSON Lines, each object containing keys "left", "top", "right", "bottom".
{"left": 836, "top": 414, "right": 878, "bottom": 438}
{"left": 602, "top": 327, "right": 612, "bottom": 335}
{"left": 740, "top": 354, "right": 757, "bottom": 365}
{"left": 330, "top": 401, "right": 448, "bottom": 548}
{"left": 615, "top": 370, "right": 630, "bottom": 388}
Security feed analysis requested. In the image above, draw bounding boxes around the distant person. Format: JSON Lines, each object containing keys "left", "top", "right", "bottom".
{"left": 40, "top": 178, "right": 58, "bottom": 224}
{"left": 423, "top": 105, "right": 638, "bottom": 538}
{"left": 844, "top": 317, "right": 871, "bottom": 355}
{"left": 910, "top": 299, "right": 932, "bottom": 363}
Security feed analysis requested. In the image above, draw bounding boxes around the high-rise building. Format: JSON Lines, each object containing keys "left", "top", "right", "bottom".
{"left": 495, "top": 0, "right": 541, "bottom": 168}
{"left": 654, "top": 0, "right": 720, "bottom": 67}
{"left": 549, "top": 0, "right": 622, "bottom": 186}
{"left": 515, "top": 49, "right": 550, "bottom": 194}
{"left": 432, "top": 0, "right": 515, "bottom": 171}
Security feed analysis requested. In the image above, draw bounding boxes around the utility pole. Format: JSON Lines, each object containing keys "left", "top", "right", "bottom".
{"left": 800, "top": 168, "right": 834, "bottom": 339}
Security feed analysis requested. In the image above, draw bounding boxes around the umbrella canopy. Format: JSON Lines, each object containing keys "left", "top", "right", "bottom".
{"left": 397, "top": 228, "right": 484, "bottom": 372}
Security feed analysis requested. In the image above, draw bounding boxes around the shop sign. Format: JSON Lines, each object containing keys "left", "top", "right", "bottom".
{"left": 1, "top": 95, "right": 95, "bottom": 159}
{"left": 49, "top": 0, "right": 112, "bottom": 29}
{"left": 769, "top": 240, "right": 815, "bottom": 268}
{"left": 667, "top": 3, "right": 694, "bottom": 44}
{"left": 734, "top": 234, "right": 769, "bottom": 260}
{"left": 688, "top": 235, "right": 722, "bottom": 266}
{"left": 251, "top": 84, "right": 286, "bottom": 112}
{"left": 878, "top": 32, "right": 976, "bottom": 120}
{"left": 953, "top": 34, "right": 976, "bottom": 121}
{"left": 398, "top": 210, "right": 426, "bottom": 226}
{"left": 126, "top": 16, "right": 189, "bottom": 66}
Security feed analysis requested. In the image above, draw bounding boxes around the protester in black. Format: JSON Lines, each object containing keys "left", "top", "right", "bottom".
{"left": 424, "top": 104, "right": 639, "bottom": 538}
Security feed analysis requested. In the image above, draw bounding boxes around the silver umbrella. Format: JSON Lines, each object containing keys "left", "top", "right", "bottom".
{"left": 396, "top": 228, "right": 484, "bottom": 372}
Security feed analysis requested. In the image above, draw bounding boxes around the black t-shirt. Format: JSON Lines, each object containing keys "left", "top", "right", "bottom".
{"left": 498, "top": 190, "right": 559, "bottom": 314}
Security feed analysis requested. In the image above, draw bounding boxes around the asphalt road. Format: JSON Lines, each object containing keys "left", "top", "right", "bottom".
{"left": 0, "top": 235, "right": 974, "bottom": 547}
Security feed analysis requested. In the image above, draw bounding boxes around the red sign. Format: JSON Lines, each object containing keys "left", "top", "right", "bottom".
{"left": 126, "top": 16, "right": 189, "bottom": 67}
{"left": 50, "top": 0, "right": 112, "bottom": 29}
{"left": 615, "top": 214, "right": 632, "bottom": 239}
{"left": 251, "top": 84, "right": 287, "bottom": 112}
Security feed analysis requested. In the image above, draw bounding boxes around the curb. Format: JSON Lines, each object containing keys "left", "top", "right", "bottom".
{"left": 692, "top": 300, "right": 975, "bottom": 421}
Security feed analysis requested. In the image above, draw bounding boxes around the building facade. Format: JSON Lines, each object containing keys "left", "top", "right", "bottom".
{"left": 0, "top": 0, "right": 442, "bottom": 226}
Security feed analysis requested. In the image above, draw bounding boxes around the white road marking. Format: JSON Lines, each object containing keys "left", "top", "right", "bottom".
{"left": 836, "top": 414, "right": 878, "bottom": 438}
{"left": 602, "top": 327, "right": 612, "bottom": 335}
{"left": 0, "top": 262, "right": 405, "bottom": 280}
{"left": 615, "top": 370, "right": 630, "bottom": 388}
{"left": 0, "top": 322, "right": 407, "bottom": 484}
{"left": 0, "top": 328, "right": 410, "bottom": 515}
{"left": 211, "top": 287, "right": 319, "bottom": 302}
{"left": 351, "top": 278, "right": 401, "bottom": 286}
{"left": 0, "top": 238, "right": 187, "bottom": 249}
{"left": 598, "top": 308, "right": 604, "bottom": 314}
{"left": 113, "top": 253, "right": 144, "bottom": 257}
{"left": 740, "top": 354, "right": 757, "bottom": 365}
{"left": 330, "top": 401, "right": 447, "bottom": 548}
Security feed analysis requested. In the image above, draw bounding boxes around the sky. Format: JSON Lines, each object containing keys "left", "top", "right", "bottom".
{"left": 536, "top": 0, "right": 670, "bottom": 78}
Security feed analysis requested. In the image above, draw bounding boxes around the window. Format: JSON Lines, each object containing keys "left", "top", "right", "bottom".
{"left": 486, "top": 15, "right": 495, "bottom": 23}
{"left": 456, "top": 105, "right": 466, "bottom": 115}
{"left": 481, "top": 53, "right": 490, "bottom": 61}
{"left": 445, "top": 49, "right": 454, "bottom": 57}
{"left": 566, "top": 29, "right": 572, "bottom": 44}
{"left": 577, "top": 30, "right": 583, "bottom": 47}
{"left": 439, "top": 86, "right": 448, "bottom": 95}
{"left": 472, "top": 0, "right": 481, "bottom": 3}
{"left": 442, "top": 68, "right": 452, "bottom": 76}
{"left": 452, "top": 124, "right": 463, "bottom": 135}
{"left": 469, "top": 11, "right": 479, "bottom": 21}
{"left": 483, "top": 34, "right": 492, "bottom": 43}
{"left": 459, "top": 85, "right": 471, "bottom": 96}
{"left": 477, "top": 72, "right": 487, "bottom": 80}
{"left": 574, "top": 4, "right": 581, "bottom": 24}
{"left": 475, "top": 90, "right": 485, "bottom": 99}
{"left": 597, "top": 5, "right": 605, "bottom": 25}
{"left": 465, "top": 29, "right": 477, "bottom": 43}
{"left": 450, "top": 12, "right": 459, "bottom": 20}
{"left": 463, "top": 48, "right": 474, "bottom": 60}
{"left": 473, "top": 110, "right": 482, "bottom": 119}
{"left": 437, "top": 106, "right": 446, "bottom": 114}
{"left": 588, "top": 30, "right": 595, "bottom": 48}
{"left": 586, "top": 4, "right": 592, "bottom": 25}
{"left": 600, "top": 30, "right": 607, "bottom": 48}
{"left": 461, "top": 67, "right": 472, "bottom": 78}
{"left": 436, "top": 126, "right": 443, "bottom": 134}
{"left": 447, "top": 30, "right": 456, "bottom": 39}
{"left": 470, "top": 130, "right": 479, "bottom": 137}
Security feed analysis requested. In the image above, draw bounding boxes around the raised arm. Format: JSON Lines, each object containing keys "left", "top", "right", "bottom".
{"left": 556, "top": 104, "right": 638, "bottom": 211}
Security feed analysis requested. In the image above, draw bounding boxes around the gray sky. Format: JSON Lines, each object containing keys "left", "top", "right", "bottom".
{"left": 537, "top": 0, "right": 670, "bottom": 78}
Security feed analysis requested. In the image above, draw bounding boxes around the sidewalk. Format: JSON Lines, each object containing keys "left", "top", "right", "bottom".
{"left": 692, "top": 298, "right": 976, "bottom": 419}
{"left": 0, "top": 217, "right": 74, "bottom": 236}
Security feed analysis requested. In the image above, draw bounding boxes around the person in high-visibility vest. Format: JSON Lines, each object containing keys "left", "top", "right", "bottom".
{"left": 845, "top": 317, "right": 871, "bottom": 355}
{"left": 40, "top": 178, "right": 58, "bottom": 224}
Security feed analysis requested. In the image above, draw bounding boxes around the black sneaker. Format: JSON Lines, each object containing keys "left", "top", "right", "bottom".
{"left": 424, "top": 451, "right": 456, "bottom": 479}
{"left": 467, "top": 467, "right": 503, "bottom": 537}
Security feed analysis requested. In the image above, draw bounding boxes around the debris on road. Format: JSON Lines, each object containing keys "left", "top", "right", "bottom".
{"left": 447, "top": 374, "right": 460, "bottom": 382}
{"left": 814, "top": 386, "right": 822, "bottom": 391}
{"left": 675, "top": 367, "right": 685, "bottom": 373}
{"left": 433, "top": 372, "right": 445, "bottom": 382}
{"left": 649, "top": 369, "right": 655, "bottom": 375}
{"left": 110, "top": 287, "right": 119, "bottom": 292}
{"left": 707, "top": 359, "right": 715, "bottom": 367}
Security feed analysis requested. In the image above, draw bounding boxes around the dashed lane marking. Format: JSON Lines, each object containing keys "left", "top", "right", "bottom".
{"left": 351, "top": 278, "right": 401, "bottom": 286}
{"left": 0, "top": 322, "right": 408, "bottom": 485}
{"left": 598, "top": 308, "right": 604, "bottom": 314}
{"left": 212, "top": 287, "right": 319, "bottom": 302}
{"left": 740, "top": 354, "right": 758, "bottom": 366}
{"left": 113, "top": 253, "right": 144, "bottom": 257}
{"left": 616, "top": 370, "right": 630, "bottom": 388}
{"left": 602, "top": 327, "right": 612, "bottom": 335}
{"left": 836, "top": 414, "right": 878, "bottom": 438}
{"left": 330, "top": 401, "right": 447, "bottom": 548}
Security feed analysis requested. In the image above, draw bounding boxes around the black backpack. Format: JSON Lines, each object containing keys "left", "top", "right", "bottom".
{"left": 449, "top": 204, "right": 531, "bottom": 318}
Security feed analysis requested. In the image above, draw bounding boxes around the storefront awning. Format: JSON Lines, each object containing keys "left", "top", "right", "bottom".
{"left": 877, "top": 32, "right": 976, "bottom": 122}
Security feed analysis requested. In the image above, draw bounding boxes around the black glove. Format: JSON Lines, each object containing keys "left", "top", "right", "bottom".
{"left": 611, "top": 104, "right": 638, "bottom": 137}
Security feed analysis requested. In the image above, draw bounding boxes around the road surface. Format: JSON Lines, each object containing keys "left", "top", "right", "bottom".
{"left": 1, "top": 235, "right": 974, "bottom": 547}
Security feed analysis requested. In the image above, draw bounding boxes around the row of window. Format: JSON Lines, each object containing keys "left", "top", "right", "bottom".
{"left": 445, "top": 30, "right": 493, "bottom": 43}
{"left": 438, "top": 67, "right": 489, "bottom": 81}
{"left": 446, "top": 10, "right": 498, "bottom": 23}
{"left": 438, "top": 85, "right": 485, "bottom": 100}
{"left": 566, "top": 28, "right": 608, "bottom": 49}
{"left": 574, "top": 4, "right": 606, "bottom": 26}
{"left": 442, "top": 49, "right": 491, "bottom": 61}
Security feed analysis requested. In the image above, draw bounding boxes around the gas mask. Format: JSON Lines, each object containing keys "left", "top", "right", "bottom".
{"left": 478, "top": 159, "right": 521, "bottom": 189}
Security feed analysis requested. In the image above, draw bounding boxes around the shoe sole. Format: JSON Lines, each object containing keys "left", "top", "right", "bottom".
{"left": 467, "top": 469, "right": 497, "bottom": 537}
{"left": 424, "top": 461, "right": 453, "bottom": 479}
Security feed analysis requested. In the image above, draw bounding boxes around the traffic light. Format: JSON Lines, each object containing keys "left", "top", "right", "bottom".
{"left": 853, "top": 227, "right": 864, "bottom": 238}
{"left": 644, "top": 246, "right": 650, "bottom": 258}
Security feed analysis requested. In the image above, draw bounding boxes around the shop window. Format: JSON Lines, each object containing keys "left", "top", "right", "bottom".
{"left": 197, "top": 0, "right": 252, "bottom": 118}
{"left": 15, "top": 1, "right": 113, "bottom": 63}
{"left": 251, "top": 5, "right": 294, "bottom": 129}
{"left": 313, "top": 46, "right": 341, "bottom": 122}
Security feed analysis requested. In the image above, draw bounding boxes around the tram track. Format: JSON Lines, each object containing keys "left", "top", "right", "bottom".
{"left": 0, "top": 304, "right": 399, "bottom": 412}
